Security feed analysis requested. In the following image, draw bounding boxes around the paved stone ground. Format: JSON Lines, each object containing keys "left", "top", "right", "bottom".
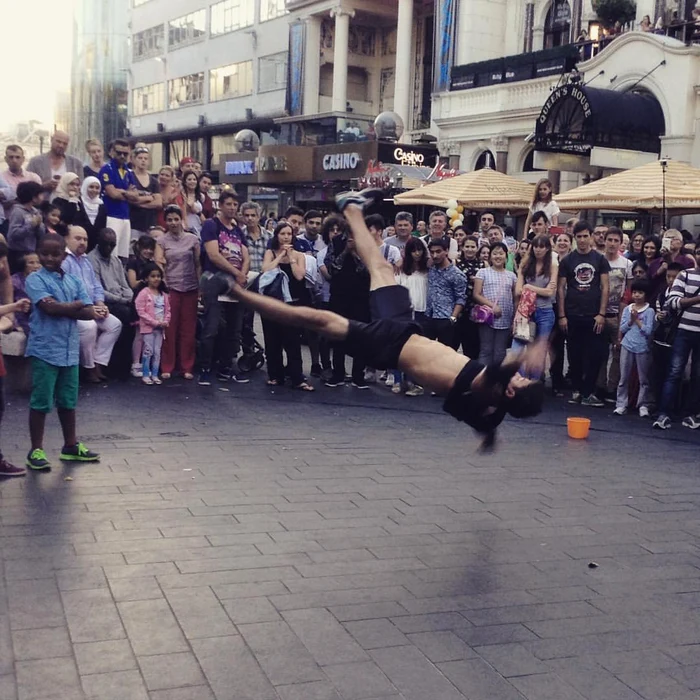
{"left": 2, "top": 375, "right": 700, "bottom": 700}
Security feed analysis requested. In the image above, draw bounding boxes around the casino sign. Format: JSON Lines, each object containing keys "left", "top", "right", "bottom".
{"left": 535, "top": 83, "right": 665, "bottom": 157}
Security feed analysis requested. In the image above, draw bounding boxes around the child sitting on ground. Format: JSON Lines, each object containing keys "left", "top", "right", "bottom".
{"left": 134, "top": 263, "right": 171, "bottom": 385}
{"left": 614, "top": 279, "right": 655, "bottom": 417}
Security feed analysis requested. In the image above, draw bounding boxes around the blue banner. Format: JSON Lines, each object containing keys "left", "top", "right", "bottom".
{"left": 286, "top": 21, "right": 305, "bottom": 116}
{"left": 435, "top": 0, "right": 457, "bottom": 92}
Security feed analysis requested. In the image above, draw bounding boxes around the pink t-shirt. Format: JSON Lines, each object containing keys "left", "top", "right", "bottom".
{"left": 159, "top": 231, "right": 199, "bottom": 293}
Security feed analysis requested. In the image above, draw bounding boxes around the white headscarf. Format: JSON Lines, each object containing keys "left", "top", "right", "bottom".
{"left": 55, "top": 172, "right": 81, "bottom": 203}
{"left": 81, "top": 176, "right": 103, "bottom": 225}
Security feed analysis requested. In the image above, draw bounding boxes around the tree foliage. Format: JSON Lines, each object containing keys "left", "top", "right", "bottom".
{"left": 593, "top": 0, "right": 637, "bottom": 27}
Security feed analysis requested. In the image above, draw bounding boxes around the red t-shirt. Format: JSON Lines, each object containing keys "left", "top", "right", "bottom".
{"left": 0, "top": 352, "right": 6, "bottom": 378}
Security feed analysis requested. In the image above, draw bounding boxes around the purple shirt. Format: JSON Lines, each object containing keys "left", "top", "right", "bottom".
{"left": 159, "top": 231, "right": 200, "bottom": 292}
{"left": 201, "top": 217, "right": 245, "bottom": 274}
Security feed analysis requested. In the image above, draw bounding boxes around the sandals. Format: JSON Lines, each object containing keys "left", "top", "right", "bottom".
{"left": 294, "top": 381, "right": 315, "bottom": 392}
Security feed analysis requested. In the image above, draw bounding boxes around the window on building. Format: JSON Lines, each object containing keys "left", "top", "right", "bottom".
{"left": 544, "top": 0, "right": 571, "bottom": 48}
{"left": 168, "top": 73, "right": 205, "bottom": 109}
{"left": 132, "top": 83, "right": 166, "bottom": 116}
{"left": 169, "top": 10, "right": 206, "bottom": 49}
{"left": 210, "top": 61, "right": 253, "bottom": 102}
{"left": 258, "top": 53, "right": 287, "bottom": 93}
{"left": 260, "top": 0, "right": 287, "bottom": 22}
{"left": 133, "top": 24, "right": 164, "bottom": 61}
{"left": 210, "top": 0, "right": 254, "bottom": 35}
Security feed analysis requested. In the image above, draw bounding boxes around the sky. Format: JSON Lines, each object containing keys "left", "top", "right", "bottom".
{"left": 1, "top": 1, "right": 75, "bottom": 130}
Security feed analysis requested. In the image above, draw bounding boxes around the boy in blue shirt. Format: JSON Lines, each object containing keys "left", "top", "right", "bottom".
{"left": 24, "top": 234, "right": 101, "bottom": 470}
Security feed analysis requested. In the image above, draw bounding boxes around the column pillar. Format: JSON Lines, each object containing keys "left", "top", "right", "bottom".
{"left": 394, "top": 0, "right": 414, "bottom": 139}
{"left": 492, "top": 135, "right": 509, "bottom": 174}
{"left": 303, "top": 16, "right": 322, "bottom": 115}
{"left": 331, "top": 6, "right": 355, "bottom": 115}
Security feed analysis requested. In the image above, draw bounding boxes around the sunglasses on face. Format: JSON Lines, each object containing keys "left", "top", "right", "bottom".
{"left": 115, "top": 150, "right": 129, "bottom": 157}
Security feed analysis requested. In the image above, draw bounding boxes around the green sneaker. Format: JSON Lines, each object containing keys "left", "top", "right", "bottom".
{"left": 26, "top": 448, "right": 51, "bottom": 470}
{"left": 60, "top": 442, "right": 100, "bottom": 462}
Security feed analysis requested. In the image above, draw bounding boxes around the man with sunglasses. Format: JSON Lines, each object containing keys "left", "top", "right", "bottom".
{"left": 99, "top": 139, "right": 141, "bottom": 260}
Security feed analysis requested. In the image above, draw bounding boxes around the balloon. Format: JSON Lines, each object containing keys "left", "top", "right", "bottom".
{"left": 446, "top": 199, "right": 458, "bottom": 209}
{"left": 446, "top": 208, "right": 457, "bottom": 218}
{"left": 456, "top": 205, "right": 464, "bottom": 213}
{"left": 456, "top": 215, "right": 464, "bottom": 223}
{"left": 450, "top": 219, "right": 459, "bottom": 227}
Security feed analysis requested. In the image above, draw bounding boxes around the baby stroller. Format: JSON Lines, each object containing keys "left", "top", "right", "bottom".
{"left": 237, "top": 338, "right": 266, "bottom": 373}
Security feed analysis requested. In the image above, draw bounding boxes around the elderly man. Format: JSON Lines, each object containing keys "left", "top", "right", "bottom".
{"left": 487, "top": 225, "right": 516, "bottom": 271}
{"left": 62, "top": 226, "right": 122, "bottom": 383}
{"left": 27, "top": 131, "right": 83, "bottom": 195}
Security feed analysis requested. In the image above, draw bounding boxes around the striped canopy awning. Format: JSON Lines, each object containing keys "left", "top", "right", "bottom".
{"left": 555, "top": 160, "right": 700, "bottom": 211}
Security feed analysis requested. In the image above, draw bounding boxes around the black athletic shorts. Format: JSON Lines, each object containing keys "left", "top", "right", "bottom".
{"left": 443, "top": 359, "right": 507, "bottom": 433}
{"left": 345, "top": 286, "right": 421, "bottom": 370}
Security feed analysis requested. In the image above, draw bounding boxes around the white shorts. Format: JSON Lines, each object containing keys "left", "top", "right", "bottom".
{"left": 107, "top": 217, "right": 132, "bottom": 258}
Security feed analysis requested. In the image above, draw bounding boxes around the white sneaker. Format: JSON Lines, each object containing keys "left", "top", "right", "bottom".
{"left": 131, "top": 364, "right": 143, "bottom": 378}
{"left": 385, "top": 374, "right": 395, "bottom": 387}
{"left": 613, "top": 407, "right": 626, "bottom": 415}
{"left": 639, "top": 406, "right": 650, "bottom": 418}
{"left": 364, "top": 369, "right": 377, "bottom": 384}
{"left": 681, "top": 414, "right": 700, "bottom": 429}
{"left": 405, "top": 385, "right": 424, "bottom": 397}
{"left": 391, "top": 383, "right": 401, "bottom": 394}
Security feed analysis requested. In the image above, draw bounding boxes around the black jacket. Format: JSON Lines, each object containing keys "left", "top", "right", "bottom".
{"left": 54, "top": 197, "right": 108, "bottom": 251}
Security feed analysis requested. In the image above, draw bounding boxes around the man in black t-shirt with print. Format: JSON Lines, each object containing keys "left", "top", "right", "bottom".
{"left": 557, "top": 220, "right": 610, "bottom": 407}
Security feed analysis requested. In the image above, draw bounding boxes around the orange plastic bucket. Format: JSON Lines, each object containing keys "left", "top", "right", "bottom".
{"left": 567, "top": 417, "right": 591, "bottom": 439}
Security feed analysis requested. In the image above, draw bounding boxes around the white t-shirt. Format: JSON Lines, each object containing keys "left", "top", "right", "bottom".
{"left": 531, "top": 199, "right": 561, "bottom": 225}
{"left": 396, "top": 271, "right": 428, "bottom": 313}
{"left": 316, "top": 246, "right": 331, "bottom": 303}
{"left": 606, "top": 255, "right": 633, "bottom": 316}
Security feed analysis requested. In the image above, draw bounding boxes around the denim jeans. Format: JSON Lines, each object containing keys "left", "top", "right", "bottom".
{"left": 511, "top": 307, "right": 555, "bottom": 378}
{"left": 478, "top": 326, "right": 511, "bottom": 366}
{"left": 659, "top": 329, "right": 700, "bottom": 417}
{"left": 616, "top": 347, "right": 651, "bottom": 410}
{"left": 199, "top": 272, "right": 243, "bottom": 372}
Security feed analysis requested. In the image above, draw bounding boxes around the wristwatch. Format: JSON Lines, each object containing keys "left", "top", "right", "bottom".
{"left": 449, "top": 316, "right": 457, "bottom": 324}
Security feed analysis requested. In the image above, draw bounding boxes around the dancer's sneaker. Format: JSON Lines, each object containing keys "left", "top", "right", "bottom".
{"left": 198, "top": 369, "right": 212, "bottom": 386}
{"left": 682, "top": 414, "right": 700, "bottom": 429}
{"left": 405, "top": 385, "right": 424, "bottom": 397}
{"left": 639, "top": 406, "right": 650, "bottom": 418}
{"left": 335, "top": 188, "right": 384, "bottom": 213}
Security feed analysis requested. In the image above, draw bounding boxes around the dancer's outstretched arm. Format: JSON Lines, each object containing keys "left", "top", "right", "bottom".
{"left": 230, "top": 284, "right": 350, "bottom": 340}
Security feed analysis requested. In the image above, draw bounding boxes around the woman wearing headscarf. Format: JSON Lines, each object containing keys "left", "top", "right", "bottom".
{"left": 52, "top": 172, "right": 81, "bottom": 227}
{"left": 54, "top": 174, "right": 107, "bottom": 250}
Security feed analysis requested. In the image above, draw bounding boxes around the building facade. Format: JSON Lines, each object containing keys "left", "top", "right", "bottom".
{"left": 71, "top": 0, "right": 129, "bottom": 158}
{"left": 433, "top": 0, "right": 700, "bottom": 211}
{"left": 127, "top": 0, "right": 291, "bottom": 172}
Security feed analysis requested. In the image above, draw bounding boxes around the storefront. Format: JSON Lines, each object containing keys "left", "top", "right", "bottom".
{"left": 219, "top": 140, "right": 439, "bottom": 213}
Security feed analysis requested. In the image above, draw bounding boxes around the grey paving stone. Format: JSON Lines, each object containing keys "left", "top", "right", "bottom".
{"left": 547, "top": 657, "right": 647, "bottom": 699}
{"left": 276, "top": 680, "right": 342, "bottom": 700}
{"left": 329, "top": 602, "right": 410, "bottom": 622}
{"left": 74, "top": 639, "right": 138, "bottom": 676}
{"left": 164, "top": 587, "right": 237, "bottom": 638}
{"left": 437, "top": 659, "right": 526, "bottom": 700}
{"left": 191, "top": 635, "right": 278, "bottom": 700}
{"left": 148, "top": 688, "right": 216, "bottom": 700}
{"left": 12, "top": 626, "right": 72, "bottom": 661}
{"left": 16, "top": 657, "right": 83, "bottom": 700}
{"left": 223, "top": 596, "right": 281, "bottom": 624}
{"left": 343, "top": 619, "right": 409, "bottom": 650}
{"left": 117, "top": 599, "right": 188, "bottom": 656}
{"left": 370, "top": 646, "right": 465, "bottom": 700}
{"left": 62, "top": 588, "right": 126, "bottom": 644}
{"left": 8, "top": 578, "right": 66, "bottom": 630}
{"left": 282, "top": 608, "right": 370, "bottom": 665}
{"left": 406, "top": 631, "right": 477, "bottom": 662}
{"left": 138, "top": 651, "right": 206, "bottom": 691}
{"left": 0, "top": 673, "right": 17, "bottom": 700}
{"left": 237, "top": 621, "right": 325, "bottom": 685}
{"left": 108, "top": 576, "right": 164, "bottom": 602}
{"left": 473, "top": 643, "right": 549, "bottom": 677}
{"left": 80, "top": 668, "right": 149, "bottom": 700}
{"left": 509, "top": 673, "right": 588, "bottom": 700}
{"left": 323, "top": 661, "right": 398, "bottom": 699}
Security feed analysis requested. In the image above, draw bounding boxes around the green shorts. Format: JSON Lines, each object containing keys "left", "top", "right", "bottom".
{"left": 29, "top": 359, "right": 79, "bottom": 413}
